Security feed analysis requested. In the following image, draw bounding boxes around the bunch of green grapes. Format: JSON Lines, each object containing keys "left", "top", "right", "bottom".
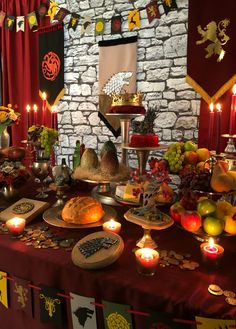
{"left": 163, "top": 142, "right": 185, "bottom": 173}
{"left": 39, "top": 127, "right": 58, "bottom": 157}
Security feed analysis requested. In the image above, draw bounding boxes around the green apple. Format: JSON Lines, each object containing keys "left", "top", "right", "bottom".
{"left": 197, "top": 199, "right": 216, "bottom": 216}
{"left": 203, "top": 216, "right": 225, "bottom": 236}
{"left": 184, "top": 141, "right": 198, "bottom": 152}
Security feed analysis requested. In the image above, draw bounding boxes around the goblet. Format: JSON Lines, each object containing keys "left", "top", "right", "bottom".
{"left": 32, "top": 161, "right": 50, "bottom": 198}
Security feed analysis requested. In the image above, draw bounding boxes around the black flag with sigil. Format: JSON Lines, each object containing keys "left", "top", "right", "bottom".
{"left": 38, "top": 23, "right": 64, "bottom": 110}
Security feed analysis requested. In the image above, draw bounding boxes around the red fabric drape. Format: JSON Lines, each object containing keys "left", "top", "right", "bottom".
{"left": 0, "top": 0, "right": 51, "bottom": 146}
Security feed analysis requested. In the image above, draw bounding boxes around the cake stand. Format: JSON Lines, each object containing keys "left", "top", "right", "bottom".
{"left": 106, "top": 113, "right": 143, "bottom": 166}
{"left": 121, "top": 144, "right": 168, "bottom": 175}
{"left": 124, "top": 208, "right": 174, "bottom": 249}
{"left": 221, "top": 134, "right": 236, "bottom": 154}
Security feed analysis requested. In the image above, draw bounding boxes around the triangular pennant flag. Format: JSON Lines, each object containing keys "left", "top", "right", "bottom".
{"left": 146, "top": 310, "right": 187, "bottom": 329}
{"left": 48, "top": 1, "right": 59, "bottom": 21}
{"left": 11, "top": 276, "right": 32, "bottom": 316}
{"left": 196, "top": 316, "right": 236, "bottom": 329}
{"left": 70, "top": 293, "right": 97, "bottom": 329}
{"left": 27, "top": 11, "right": 38, "bottom": 29}
{"left": 146, "top": 1, "right": 160, "bottom": 23}
{"left": 0, "top": 271, "right": 8, "bottom": 308}
{"left": 95, "top": 18, "right": 105, "bottom": 35}
{"left": 54, "top": 8, "right": 70, "bottom": 22}
{"left": 102, "top": 300, "right": 134, "bottom": 329}
{"left": 128, "top": 10, "right": 140, "bottom": 31}
{"left": 0, "top": 11, "right": 6, "bottom": 27}
{"left": 38, "top": 4, "right": 48, "bottom": 19}
{"left": 81, "top": 17, "right": 92, "bottom": 35}
{"left": 111, "top": 16, "right": 122, "bottom": 34}
{"left": 5, "top": 16, "right": 15, "bottom": 30}
{"left": 162, "top": 0, "right": 178, "bottom": 15}
{"left": 68, "top": 13, "right": 80, "bottom": 31}
{"left": 16, "top": 16, "right": 25, "bottom": 32}
{"left": 39, "top": 284, "right": 63, "bottom": 326}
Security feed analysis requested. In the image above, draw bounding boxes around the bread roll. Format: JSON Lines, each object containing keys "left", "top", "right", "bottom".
{"left": 61, "top": 196, "right": 105, "bottom": 224}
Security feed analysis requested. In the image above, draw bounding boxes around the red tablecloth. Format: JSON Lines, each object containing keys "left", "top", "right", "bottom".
{"left": 0, "top": 181, "right": 236, "bottom": 329}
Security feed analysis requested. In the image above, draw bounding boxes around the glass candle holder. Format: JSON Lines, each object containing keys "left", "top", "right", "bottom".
{"left": 200, "top": 238, "right": 224, "bottom": 269}
{"left": 135, "top": 248, "right": 159, "bottom": 276}
{"left": 103, "top": 219, "right": 121, "bottom": 234}
{"left": 6, "top": 217, "right": 26, "bottom": 235}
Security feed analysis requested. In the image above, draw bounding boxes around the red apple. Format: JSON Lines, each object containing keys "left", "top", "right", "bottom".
{"left": 181, "top": 211, "right": 202, "bottom": 232}
{"left": 169, "top": 202, "right": 185, "bottom": 223}
{"left": 184, "top": 151, "right": 198, "bottom": 165}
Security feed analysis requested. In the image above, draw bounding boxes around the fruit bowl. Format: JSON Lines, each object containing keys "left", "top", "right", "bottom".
{"left": 192, "top": 189, "right": 236, "bottom": 206}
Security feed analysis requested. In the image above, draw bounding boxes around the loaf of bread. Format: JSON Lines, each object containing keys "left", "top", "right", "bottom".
{"left": 61, "top": 196, "right": 105, "bottom": 225}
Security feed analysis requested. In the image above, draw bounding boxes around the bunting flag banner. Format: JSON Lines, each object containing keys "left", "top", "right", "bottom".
{"left": 0, "top": 271, "right": 8, "bottom": 309}
{"left": 81, "top": 17, "right": 92, "bottom": 35}
{"left": 196, "top": 316, "right": 236, "bottom": 328}
{"left": 68, "top": 13, "right": 80, "bottom": 31}
{"left": 39, "top": 285, "right": 63, "bottom": 326}
{"left": 47, "top": 1, "right": 58, "bottom": 21}
{"left": 146, "top": 310, "right": 188, "bottom": 328}
{"left": 186, "top": 0, "right": 236, "bottom": 104}
{"left": 38, "top": 4, "right": 48, "bottom": 19}
{"left": 128, "top": 9, "right": 140, "bottom": 31}
{"left": 5, "top": 16, "right": 15, "bottom": 30}
{"left": 146, "top": 1, "right": 160, "bottom": 23}
{"left": 54, "top": 8, "right": 70, "bottom": 22}
{"left": 162, "top": 0, "right": 178, "bottom": 15}
{"left": 95, "top": 18, "right": 105, "bottom": 35}
{"left": 70, "top": 293, "right": 97, "bottom": 329}
{"left": 102, "top": 300, "right": 134, "bottom": 329}
{"left": 11, "top": 276, "right": 32, "bottom": 316}
{"left": 0, "top": 11, "right": 6, "bottom": 27}
{"left": 39, "top": 23, "right": 64, "bottom": 110}
{"left": 16, "top": 16, "right": 25, "bottom": 32}
{"left": 27, "top": 11, "right": 38, "bottom": 30}
{"left": 111, "top": 16, "right": 122, "bottom": 34}
{"left": 99, "top": 36, "right": 137, "bottom": 136}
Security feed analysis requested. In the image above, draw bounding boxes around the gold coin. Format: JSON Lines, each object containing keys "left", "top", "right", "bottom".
{"left": 225, "top": 297, "right": 236, "bottom": 306}
{"left": 208, "top": 284, "right": 223, "bottom": 296}
{"left": 224, "top": 291, "right": 236, "bottom": 298}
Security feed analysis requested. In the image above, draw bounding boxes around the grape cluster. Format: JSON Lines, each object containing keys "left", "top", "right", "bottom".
{"left": 163, "top": 142, "right": 185, "bottom": 173}
{"left": 39, "top": 127, "right": 58, "bottom": 157}
{"left": 180, "top": 168, "right": 212, "bottom": 192}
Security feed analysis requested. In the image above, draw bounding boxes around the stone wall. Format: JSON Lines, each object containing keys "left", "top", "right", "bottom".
{"left": 55, "top": 0, "right": 200, "bottom": 167}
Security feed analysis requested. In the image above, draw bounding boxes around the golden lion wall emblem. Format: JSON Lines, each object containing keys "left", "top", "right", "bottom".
{"left": 196, "top": 18, "right": 230, "bottom": 62}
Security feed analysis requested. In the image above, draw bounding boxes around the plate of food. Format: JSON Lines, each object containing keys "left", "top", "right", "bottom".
{"left": 43, "top": 196, "right": 116, "bottom": 229}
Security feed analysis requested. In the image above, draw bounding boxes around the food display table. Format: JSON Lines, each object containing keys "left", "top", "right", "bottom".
{"left": 0, "top": 180, "right": 236, "bottom": 329}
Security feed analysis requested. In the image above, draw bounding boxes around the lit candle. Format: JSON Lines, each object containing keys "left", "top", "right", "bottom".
{"left": 135, "top": 248, "right": 159, "bottom": 276}
{"left": 42, "top": 92, "right": 47, "bottom": 126}
{"left": 200, "top": 237, "right": 224, "bottom": 269}
{"left": 215, "top": 103, "right": 222, "bottom": 154}
{"left": 229, "top": 84, "right": 236, "bottom": 135}
{"left": 33, "top": 104, "right": 38, "bottom": 125}
{"left": 26, "top": 105, "right": 31, "bottom": 131}
{"left": 103, "top": 219, "right": 121, "bottom": 234}
{"left": 6, "top": 217, "right": 26, "bottom": 235}
{"left": 208, "top": 102, "right": 214, "bottom": 150}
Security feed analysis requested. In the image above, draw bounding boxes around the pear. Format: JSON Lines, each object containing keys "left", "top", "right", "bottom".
{"left": 210, "top": 162, "right": 234, "bottom": 192}
{"left": 227, "top": 171, "right": 236, "bottom": 190}
{"left": 100, "top": 151, "right": 119, "bottom": 176}
{"left": 80, "top": 148, "right": 99, "bottom": 170}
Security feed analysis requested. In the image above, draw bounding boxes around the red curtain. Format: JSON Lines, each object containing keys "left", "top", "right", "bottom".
{"left": 0, "top": 0, "right": 51, "bottom": 146}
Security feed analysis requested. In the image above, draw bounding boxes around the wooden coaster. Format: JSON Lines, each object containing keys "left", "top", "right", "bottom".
{"left": 71, "top": 231, "right": 124, "bottom": 269}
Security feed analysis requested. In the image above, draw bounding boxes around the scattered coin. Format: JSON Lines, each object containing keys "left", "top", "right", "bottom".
{"left": 225, "top": 297, "right": 236, "bottom": 306}
{"left": 208, "top": 284, "right": 223, "bottom": 296}
{"left": 224, "top": 291, "right": 236, "bottom": 298}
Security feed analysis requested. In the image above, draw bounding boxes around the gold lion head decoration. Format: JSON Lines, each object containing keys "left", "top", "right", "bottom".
{"left": 111, "top": 92, "right": 143, "bottom": 107}
{"left": 196, "top": 18, "right": 230, "bottom": 62}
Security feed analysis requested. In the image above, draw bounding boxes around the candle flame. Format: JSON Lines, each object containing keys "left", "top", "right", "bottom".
{"left": 26, "top": 105, "right": 30, "bottom": 112}
{"left": 33, "top": 104, "right": 38, "bottom": 112}
{"left": 209, "top": 103, "right": 214, "bottom": 112}
{"left": 216, "top": 103, "right": 222, "bottom": 112}
{"left": 209, "top": 237, "right": 215, "bottom": 248}
{"left": 233, "top": 84, "right": 236, "bottom": 95}
{"left": 42, "top": 92, "right": 47, "bottom": 100}
{"left": 139, "top": 248, "right": 155, "bottom": 260}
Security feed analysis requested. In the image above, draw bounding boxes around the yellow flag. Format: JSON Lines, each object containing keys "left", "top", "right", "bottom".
{"left": 196, "top": 316, "right": 236, "bottom": 329}
{"left": 47, "top": 1, "right": 58, "bottom": 20}
{"left": 0, "top": 271, "right": 8, "bottom": 308}
{"left": 128, "top": 10, "right": 140, "bottom": 31}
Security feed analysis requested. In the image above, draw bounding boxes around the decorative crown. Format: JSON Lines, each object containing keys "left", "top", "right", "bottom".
{"left": 111, "top": 92, "right": 143, "bottom": 107}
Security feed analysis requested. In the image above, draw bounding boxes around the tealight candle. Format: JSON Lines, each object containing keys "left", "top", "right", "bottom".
{"left": 6, "top": 217, "right": 26, "bottom": 235}
{"left": 135, "top": 248, "right": 159, "bottom": 276}
{"left": 200, "top": 237, "right": 224, "bottom": 269}
{"left": 103, "top": 219, "right": 121, "bottom": 234}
